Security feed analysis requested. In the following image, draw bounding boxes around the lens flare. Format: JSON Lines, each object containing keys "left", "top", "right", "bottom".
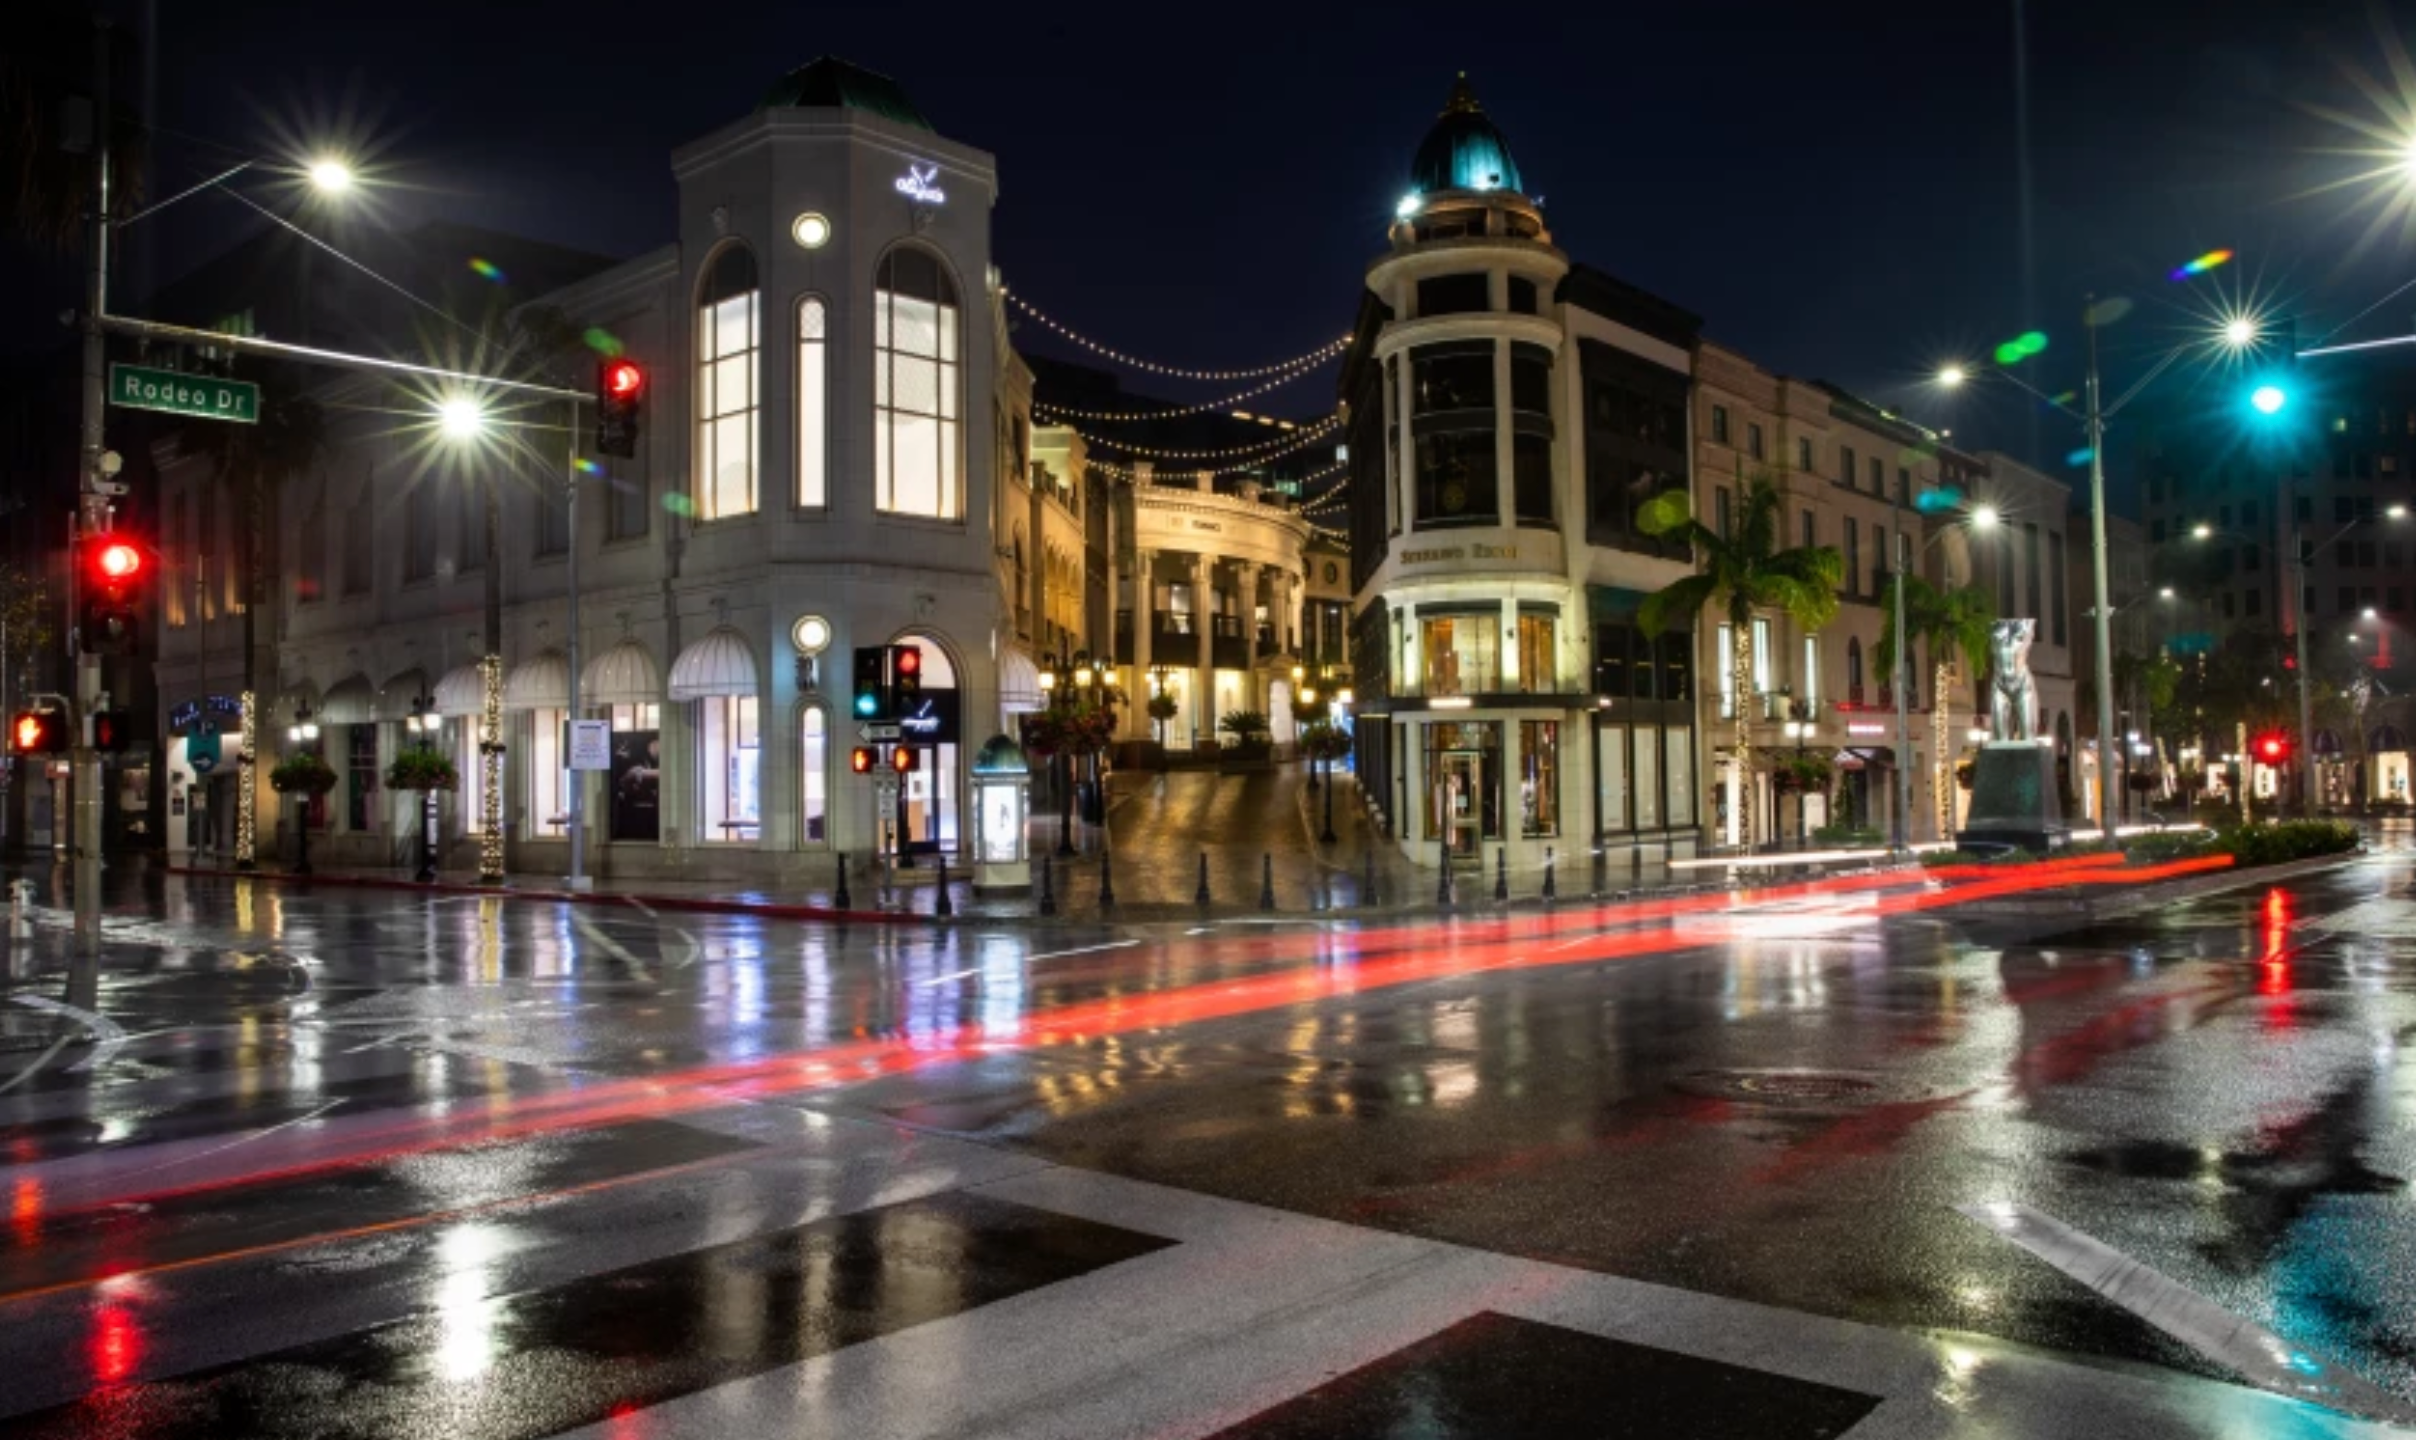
{"left": 2065, "top": 447, "right": 2096, "bottom": 467}
{"left": 662, "top": 492, "right": 696, "bottom": 517}
{"left": 582, "top": 327, "right": 624, "bottom": 357}
{"left": 1991, "top": 331, "right": 2049, "bottom": 366}
{"left": 2168, "top": 249, "right": 2234, "bottom": 281}
{"left": 467, "top": 257, "right": 505, "bottom": 282}
{"left": 574, "top": 458, "right": 603, "bottom": 475}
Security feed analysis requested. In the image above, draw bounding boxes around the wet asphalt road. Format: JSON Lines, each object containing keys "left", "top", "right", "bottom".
{"left": 0, "top": 852, "right": 2412, "bottom": 1437}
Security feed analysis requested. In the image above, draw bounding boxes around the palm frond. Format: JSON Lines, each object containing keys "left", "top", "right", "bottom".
{"left": 1637, "top": 573, "right": 1718, "bottom": 637}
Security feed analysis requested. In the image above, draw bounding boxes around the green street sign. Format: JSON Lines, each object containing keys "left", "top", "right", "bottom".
{"left": 108, "top": 364, "right": 259, "bottom": 424}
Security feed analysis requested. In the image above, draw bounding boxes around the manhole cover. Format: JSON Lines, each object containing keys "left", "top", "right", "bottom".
{"left": 1685, "top": 1070, "right": 1883, "bottom": 1105}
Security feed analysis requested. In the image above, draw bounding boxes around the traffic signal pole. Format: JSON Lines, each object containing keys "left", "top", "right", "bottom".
{"left": 70, "top": 21, "right": 116, "bottom": 954}
{"left": 565, "top": 394, "right": 590, "bottom": 891}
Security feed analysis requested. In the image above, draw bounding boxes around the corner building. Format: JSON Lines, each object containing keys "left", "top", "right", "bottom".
{"left": 1344, "top": 78, "right": 1702, "bottom": 870}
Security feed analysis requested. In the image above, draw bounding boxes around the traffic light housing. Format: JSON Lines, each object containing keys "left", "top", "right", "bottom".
{"left": 11, "top": 710, "right": 68, "bottom": 755}
{"left": 90, "top": 710, "right": 132, "bottom": 753}
{"left": 853, "top": 647, "right": 887, "bottom": 719}
{"left": 78, "top": 533, "right": 147, "bottom": 657}
{"left": 891, "top": 744, "right": 919, "bottom": 774}
{"left": 2253, "top": 731, "right": 2291, "bottom": 765}
{"left": 596, "top": 357, "right": 644, "bottom": 459}
{"left": 890, "top": 644, "right": 922, "bottom": 710}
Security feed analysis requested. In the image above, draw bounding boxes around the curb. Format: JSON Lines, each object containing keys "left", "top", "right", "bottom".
{"left": 162, "top": 863, "right": 908, "bottom": 926}
{"left": 1949, "top": 849, "right": 2370, "bottom": 930}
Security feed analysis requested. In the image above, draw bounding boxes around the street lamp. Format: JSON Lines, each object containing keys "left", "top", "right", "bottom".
{"left": 305, "top": 158, "right": 355, "bottom": 194}
{"left": 1781, "top": 706, "right": 1818, "bottom": 843}
{"left": 437, "top": 395, "right": 487, "bottom": 440}
{"left": 408, "top": 689, "right": 440, "bottom": 882}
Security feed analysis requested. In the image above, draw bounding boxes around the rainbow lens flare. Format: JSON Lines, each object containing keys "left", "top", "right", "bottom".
{"left": 468, "top": 257, "right": 506, "bottom": 282}
{"left": 1991, "top": 331, "right": 2049, "bottom": 366}
{"left": 583, "top": 327, "right": 625, "bottom": 357}
{"left": 2065, "top": 446, "right": 2096, "bottom": 468}
{"left": 574, "top": 458, "right": 604, "bottom": 475}
{"left": 662, "top": 492, "right": 696, "bottom": 517}
{"left": 2169, "top": 249, "right": 2233, "bottom": 281}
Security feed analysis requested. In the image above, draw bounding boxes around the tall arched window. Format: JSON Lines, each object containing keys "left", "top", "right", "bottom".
{"left": 796, "top": 296, "right": 827, "bottom": 508}
{"left": 799, "top": 704, "right": 829, "bottom": 844}
{"left": 874, "top": 247, "right": 961, "bottom": 519}
{"left": 696, "top": 246, "right": 759, "bottom": 519}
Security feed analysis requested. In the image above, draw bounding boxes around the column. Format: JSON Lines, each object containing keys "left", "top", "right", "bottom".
{"left": 1233, "top": 561, "right": 1261, "bottom": 671}
{"left": 1500, "top": 595, "right": 1520, "bottom": 692}
{"left": 1133, "top": 548, "right": 1155, "bottom": 739}
{"left": 1494, "top": 336, "right": 1516, "bottom": 528}
{"left": 1192, "top": 554, "right": 1213, "bottom": 749}
{"left": 1285, "top": 569, "right": 1304, "bottom": 661}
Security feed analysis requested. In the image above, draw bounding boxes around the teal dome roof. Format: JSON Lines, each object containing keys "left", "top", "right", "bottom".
{"left": 760, "top": 56, "right": 933, "bottom": 131}
{"left": 1409, "top": 75, "right": 1522, "bottom": 196}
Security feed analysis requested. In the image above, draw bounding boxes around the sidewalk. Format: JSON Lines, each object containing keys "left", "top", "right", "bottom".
{"left": 153, "top": 765, "right": 1850, "bottom": 925}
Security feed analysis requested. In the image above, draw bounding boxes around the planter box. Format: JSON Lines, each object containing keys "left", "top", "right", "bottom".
{"left": 1217, "top": 741, "right": 1274, "bottom": 774}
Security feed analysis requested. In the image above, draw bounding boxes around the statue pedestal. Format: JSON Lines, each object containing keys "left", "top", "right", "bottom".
{"left": 1958, "top": 742, "right": 2066, "bottom": 853}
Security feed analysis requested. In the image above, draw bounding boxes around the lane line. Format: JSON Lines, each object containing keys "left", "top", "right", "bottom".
{"left": 1026, "top": 940, "right": 1143, "bottom": 963}
{"left": 0, "top": 1033, "right": 75, "bottom": 1096}
{"left": 916, "top": 967, "right": 983, "bottom": 988}
{"left": 669, "top": 926, "right": 702, "bottom": 968}
{"left": 569, "top": 909, "right": 649, "bottom": 976}
{"left": 1958, "top": 1200, "right": 2416, "bottom": 1427}
{"left": 12, "top": 993, "right": 128, "bottom": 1073}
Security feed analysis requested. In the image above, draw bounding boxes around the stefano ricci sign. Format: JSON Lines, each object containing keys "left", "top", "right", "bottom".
{"left": 895, "top": 164, "right": 946, "bottom": 205}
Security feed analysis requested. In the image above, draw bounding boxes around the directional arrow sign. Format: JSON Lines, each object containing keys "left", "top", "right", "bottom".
{"left": 859, "top": 723, "right": 901, "bottom": 742}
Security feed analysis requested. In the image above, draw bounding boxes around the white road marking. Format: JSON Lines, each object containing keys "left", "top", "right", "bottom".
{"left": 668, "top": 927, "right": 702, "bottom": 968}
{"left": 1026, "top": 940, "right": 1143, "bottom": 962}
{"left": 570, "top": 909, "right": 648, "bottom": 974}
{"left": 13, "top": 993, "right": 128, "bottom": 1073}
{"left": 626, "top": 898, "right": 659, "bottom": 918}
{"left": 916, "top": 967, "right": 983, "bottom": 988}
{"left": 0, "top": 1033, "right": 75, "bottom": 1095}
{"left": 1959, "top": 1200, "right": 2416, "bottom": 1427}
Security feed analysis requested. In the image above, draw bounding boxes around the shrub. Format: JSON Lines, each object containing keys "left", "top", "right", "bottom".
{"left": 1811, "top": 823, "right": 1884, "bottom": 846}
{"left": 1145, "top": 693, "right": 1179, "bottom": 722}
{"left": 1217, "top": 710, "right": 1271, "bottom": 746}
{"left": 2210, "top": 819, "right": 2359, "bottom": 868}
{"left": 385, "top": 748, "right": 458, "bottom": 792}
{"left": 2123, "top": 829, "right": 2218, "bottom": 865}
{"left": 269, "top": 751, "right": 337, "bottom": 796}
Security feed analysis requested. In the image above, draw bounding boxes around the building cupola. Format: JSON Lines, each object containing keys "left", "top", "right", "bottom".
{"left": 1406, "top": 74, "right": 1524, "bottom": 199}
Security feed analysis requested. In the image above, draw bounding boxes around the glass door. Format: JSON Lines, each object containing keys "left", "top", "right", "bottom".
{"left": 1431, "top": 749, "right": 1485, "bottom": 860}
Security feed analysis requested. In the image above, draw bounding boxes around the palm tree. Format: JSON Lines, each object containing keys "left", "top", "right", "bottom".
{"left": 1876, "top": 575, "right": 1994, "bottom": 841}
{"left": 1639, "top": 474, "right": 1843, "bottom": 851}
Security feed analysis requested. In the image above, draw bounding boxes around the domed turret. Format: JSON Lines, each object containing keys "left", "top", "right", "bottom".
{"left": 1408, "top": 74, "right": 1523, "bottom": 197}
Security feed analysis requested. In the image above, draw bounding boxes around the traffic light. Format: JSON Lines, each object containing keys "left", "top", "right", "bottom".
{"left": 78, "top": 533, "right": 147, "bottom": 657}
{"left": 90, "top": 710, "right": 131, "bottom": 753}
{"left": 891, "top": 643, "right": 922, "bottom": 710}
{"left": 596, "top": 357, "right": 644, "bottom": 458}
{"left": 891, "top": 744, "right": 919, "bottom": 774}
{"left": 853, "top": 647, "right": 887, "bottom": 720}
{"left": 2253, "top": 731, "right": 2291, "bottom": 765}
{"left": 10, "top": 710, "right": 68, "bottom": 755}
{"left": 850, "top": 746, "right": 877, "bottom": 774}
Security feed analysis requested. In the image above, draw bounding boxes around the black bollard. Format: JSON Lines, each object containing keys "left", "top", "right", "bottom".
{"left": 1437, "top": 836, "right": 1454, "bottom": 909}
{"left": 1195, "top": 853, "right": 1212, "bottom": 908}
{"left": 1038, "top": 853, "right": 1057, "bottom": 917}
{"left": 834, "top": 850, "right": 852, "bottom": 911}
{"left": 935, "top": 855, "right": 955, "bottom": 917}
{"left": 1494, "top": 846, "right": 1509, "bottom": 902}
{"left": 1311, "top": 865, "right": 1327, "bottom": 912}
{"left": 1591, "top": 844, "right": 1607, "bottom": 898}
{"left": 1098, "top": 851, "right": 1116, "bottom": 912}
{"left": 1258, "top": 853, "right": 1276, "bottom": 912}
{"left": 1362, "top": 846, "right": 1379, "bottom": 908}
{"left": 1543, "top": 846, "right": 1557, "bottom": 902}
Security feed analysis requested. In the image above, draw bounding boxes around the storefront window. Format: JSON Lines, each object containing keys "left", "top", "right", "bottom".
{"left": 800, "top": 705, "right": 829, "bottom": 844}
{"left": 874, "top": 246, "right": 962, "bottom": 519}
{"left": 530, "top": 707, "right": 569, "bottom": 836}
{"left": 1414, "top": 429, "right": 1499, "bottom": 527}
{"left": 607, "top": 703, "right": 661, "bottom": 843}
{"left": 346, "top": 725, "right": 376, "bottom": 831}
{"left": 1520, "top": 721, "right": 1559, "bottom": 837}
{"left": 696, "top": 245, "right": 759, "bottom": 520}
{"left": 1421, "top": 611, "right": 1499, "bottom": 696}
{"left": 456, "top": 725, "right": 482, "bottom": 834}
{"left": 700, "top": 695, "right": 761, "bottom": 842}
{"left": 1515, "top": 610, "right": 1556, "bottom": 693}
{"left": 1423, "top": 720, "right": 1502, "bottom": 852}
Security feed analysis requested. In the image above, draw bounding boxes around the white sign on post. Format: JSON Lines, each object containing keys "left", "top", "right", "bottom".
{"left": 567, "top": 719, "right": 613, "bottom": 771}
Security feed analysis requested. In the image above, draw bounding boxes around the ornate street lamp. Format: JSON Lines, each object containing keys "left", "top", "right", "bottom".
{"left": 406, "top": 688, "right": 440, "bottom": 881}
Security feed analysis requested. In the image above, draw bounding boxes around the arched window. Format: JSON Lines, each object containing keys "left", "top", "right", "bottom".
{"left": 874, "top": 248, "right": 962, "bottom": 519}
{"left": 696, "top": 246, "right": 759, "bottom": 519}
{"left": 796, "top": 295, "right": 827, "bottom": 508}
{"left": 799, "top": 705, "right": 829, "bottom": 844}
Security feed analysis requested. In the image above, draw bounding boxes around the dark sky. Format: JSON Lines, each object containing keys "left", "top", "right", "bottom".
{"left": 24, "top": 0, "right": 2416, "bottom": 478}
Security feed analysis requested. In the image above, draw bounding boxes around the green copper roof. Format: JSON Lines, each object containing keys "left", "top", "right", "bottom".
{"left": 760, "top": 56, "right": 934, "bottom": 131}
{"left": 1408, "top": 74, "right": 1522, "bottom": 196}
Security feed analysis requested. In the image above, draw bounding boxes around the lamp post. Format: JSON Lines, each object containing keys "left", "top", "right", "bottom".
{"left": 406, "top": 689, "right": 440, "bottom": 882}
{"left": 1782, "top": 705, "right": 1815, "bottom": 844}
{"left": 1323, "top": 685, "right": 1353, "bottom": 846}
{"left": 284, "top": 703, "right": 321, "bottom": 876}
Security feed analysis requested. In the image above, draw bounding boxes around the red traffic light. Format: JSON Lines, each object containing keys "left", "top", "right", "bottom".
{"left": 95, "top": 541, "right": 142, "bottom": 580}
{"left": 603, "top": 360, "right": 643, "bottom": 397}
{"left": 2254, "top": 732, "right": 2288, "bottom": 763}
{"left": 894, "top": 647, "right": 921, "bottom": 677}
{"left": 10, "top": 711, "right": 66, "bottom": 755}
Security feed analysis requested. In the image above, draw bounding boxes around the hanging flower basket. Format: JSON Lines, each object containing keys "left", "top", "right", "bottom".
{"left": 385, "top": 749, "right": 458, "bottom": 792}
{"left": 268, "top": 752, "right": 338, "bottom": 796}
{"left": 1767, "top": 752, "right": 1833, "bottom": 793}
{"left": 1146, "top": 693, "right": 1179, "bottom": 722}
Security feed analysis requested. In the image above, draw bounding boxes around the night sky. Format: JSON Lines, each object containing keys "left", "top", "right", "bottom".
{"left": 17, "top": 0, "right": 2416, "bottom": 484}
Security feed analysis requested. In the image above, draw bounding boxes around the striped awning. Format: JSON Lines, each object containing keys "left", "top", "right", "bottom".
{"left": 582, "top": 639, "right": 661, "bottom": 706}
{"left": 319, "top": 674, "right": 375, "bottom": 725}
{"left": 667, "top": 627, "right": 759, "bottom": 700}
{"left": 999, "top": 646, "right": 1044, "bottom": 715}
{"left": 505, "top": 651, "right": 571, "bottom": 711}
{"left": 433, "top": 663, "right": 486, "bottom": 718}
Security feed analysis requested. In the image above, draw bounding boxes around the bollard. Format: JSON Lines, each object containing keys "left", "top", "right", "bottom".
{"left": 833, "top": 850, "right": 852, "bottom": 911}
{"left": 1311, "top": 864, "right": 1327, "bottom": 912}
{"left": 1038, "top": 853, "right": 1057, "bottom": 917}
{"left": 1098, "top": 851, "right": 1116, "bottom": 912}
{"left": 935, "top": 855, "right": 955, "bottom": 918}
{"left": 1591, "top": 844, "right": 1607, "bottom": 898}
{"left": 1543, "top": 847, "right": 1557, "bottom": 902}
{"left": 1195, "top": 853, "right": 1212, "bottom": 908}
{"left": 1258, "top": 853, "right": 1276, "bottom": 912}
{"left": 1437, "top": 839, "right": 1454, "bottom": 910}
{"left": 1494, "top": 846, "right": 1508, "bottom": 903}
{"left": 1362, "top": 846, "right": 1379, "bottom": 908}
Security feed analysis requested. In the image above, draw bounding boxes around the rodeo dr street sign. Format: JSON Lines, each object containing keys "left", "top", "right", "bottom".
{"left": 108, "top": 364, "right": 259, "bottom": 424}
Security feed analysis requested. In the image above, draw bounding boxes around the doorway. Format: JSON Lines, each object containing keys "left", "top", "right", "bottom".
{"left": 1430, "top": 749, "right": 1485, "bottom": 860}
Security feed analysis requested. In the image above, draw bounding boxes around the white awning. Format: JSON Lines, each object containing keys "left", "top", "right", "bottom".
{"left": 319, "top": 674, "right": 374, "bottom": 725}
{"left": 667, "top": 627, "right": 760, "bottom": 700}
{"left": 433, "top": 663, "right": 486, "bottom": 717}
{"left": 504, "top": 651, "right": 571, "bottom": 711}
{"left": 583, "top": 638, "right": 661, "bottom": 706}
{"left": 1000, "top": 646, "right": 1044, "bottom": 715}
{"left": 375, "top": 668, "right": 429, "bottom": 721}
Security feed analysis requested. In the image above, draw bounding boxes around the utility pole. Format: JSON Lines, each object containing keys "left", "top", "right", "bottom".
{"left": 564, "top": 396, "right": 589, "bottom": 890}
{"left": 1891, "top": 529, "right": 1910, "bottom": 852}
{"left": 71, "top": 19, "right": 115, "bottom": 953}
{"left": 2083, "top": 297, "right": 2119, "bottom": 841}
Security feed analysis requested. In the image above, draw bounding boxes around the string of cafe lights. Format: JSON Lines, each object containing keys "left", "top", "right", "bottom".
{"left": 1034, "top": 349, "right": 1338, "bottom": 422}
{"left": 1052, "top": 412, "right": 1342, "bottom": 463}
{"left": 1006, "top": 290, "right": 1350, "bottom": 382}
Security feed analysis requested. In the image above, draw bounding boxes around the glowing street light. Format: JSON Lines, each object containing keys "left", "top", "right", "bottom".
{"left": 2250, "top": 384, "right": 2288, "bottom": 416}
{"left": 437, "top": 395, "right": 487, "bottom": 439}
{"left": 1938, "top": 364, "right": 1968, "bottom": 388}
{"left": 2157, "top": 586, "right": 2175, "bottom": 599}
{"left": 2222, "top": 316, "right": 2259, "bottom": 348}
{"left": 2191, "top": 522, "right": 2214, "bottom": 539}
{"left": 1969, "top": 504, "right": 1999, "bottom": 530}
{"left": 306, "top": 158, "right": 355, "bottom": 194}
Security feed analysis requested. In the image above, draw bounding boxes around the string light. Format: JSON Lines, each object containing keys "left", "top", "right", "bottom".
{"left": 478, "top": 652, "right": 504, "bottom": 881}
{"left": 1051, "top": 413, "right": 1341, "bottom": 463}
{"left": 1006, "top": 290, "right": 1349, "bottom": 381}
{"left": 1036, "top": 349, "right": 1339, "bottom": 423}
{"left": 235, "top": 689, "right": 257, "bottom": 867}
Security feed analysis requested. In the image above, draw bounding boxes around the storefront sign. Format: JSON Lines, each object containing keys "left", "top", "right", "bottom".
{"left": 1187, "top": 519, "right": 1223, "bottom": 533}
{"left": 566, "top": 719, "right": 612, "bottom": 771}
{"left": 1401, "top": 543, "right": 1519, "bottom": 566}
{"left": 895, "top": 163, "right": 946, "bottom": 204}
{"left": 169, "top": 695, "right": 244, "bottom": 733}
{"left": 609, "top": 730, "right": 661, "bottom": 842}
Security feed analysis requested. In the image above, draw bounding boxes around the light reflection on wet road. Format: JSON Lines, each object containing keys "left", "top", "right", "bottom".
{"left": 0, "top": 853, "right": 2410, "bottom": 1436}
